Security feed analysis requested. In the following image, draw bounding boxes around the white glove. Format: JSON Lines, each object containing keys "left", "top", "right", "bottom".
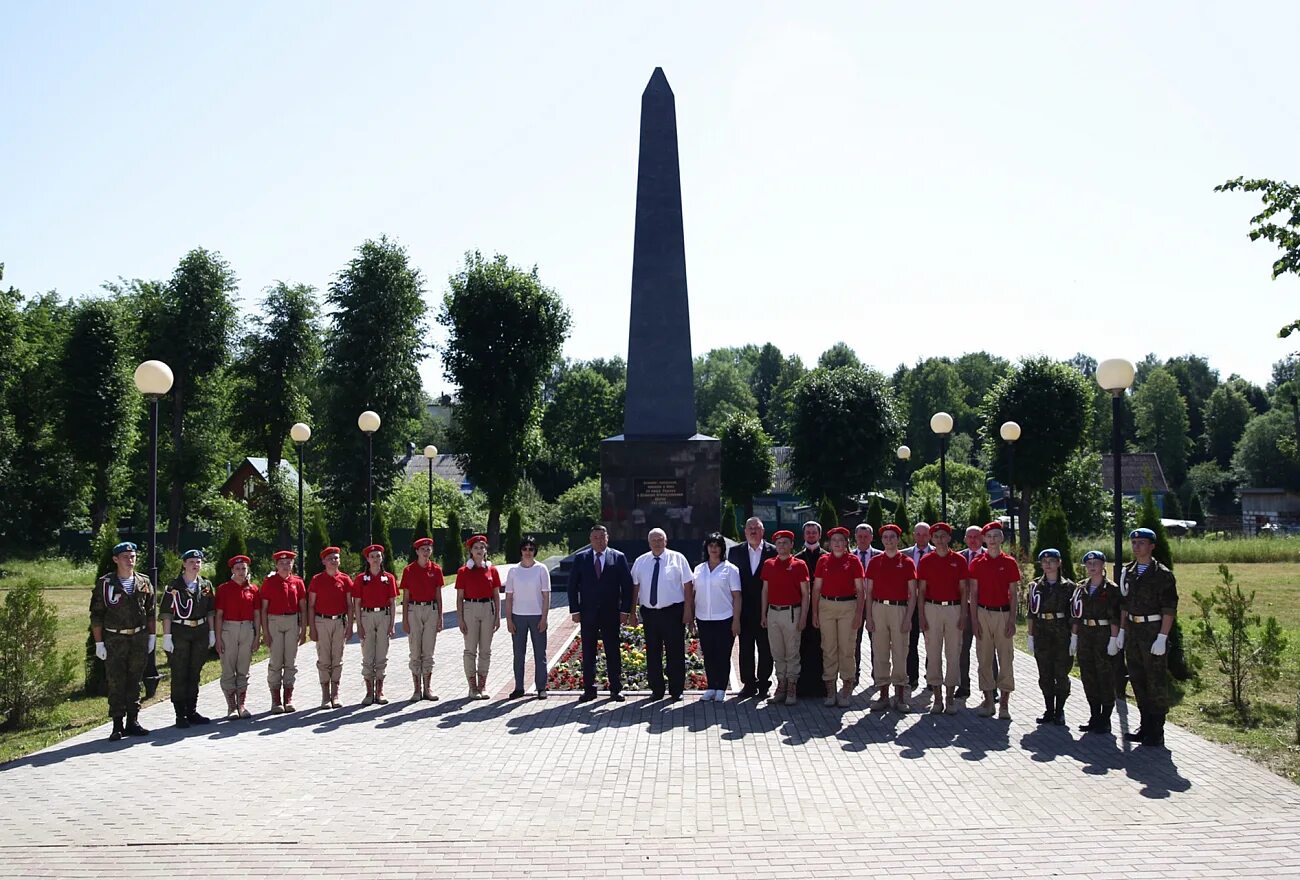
{"left": 1069, "top": 633, "right": 1078, "bottom": 657}
{"left": 163, "top": 634, "right": 175, "bottom": 653}
{"left": 1151, "top": 633, "right": 1168, "bottom": 656}
{"left": 1027, "top": 635, "right": 1035, "bottom": 655}
{"left": 147, "top": 634, "right": 156, "bottom": 653}
{"left": 1106, "top": 636, "right": 1119, "bottom": 656}
{"left": 208, "top": 630, "right": 216, "bottom": 649}
{"left": 94, "top": 641, "right": 107, "bottom": 661}
{"left": 1116, "top": 629, "right": 1126, "bottom": 650}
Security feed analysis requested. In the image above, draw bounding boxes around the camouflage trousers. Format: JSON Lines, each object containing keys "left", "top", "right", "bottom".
{"left": 105, "top": 631, "right": 149, "bottom": 719}
{"left": 1126, "top": 622, "right": 1170, "bottom": 712}
{"left": 1076, "top": 626, "right": 1114, "bottom": 707}
{"left": 1033, "top": 621, "right": 1073, "bottom": 701}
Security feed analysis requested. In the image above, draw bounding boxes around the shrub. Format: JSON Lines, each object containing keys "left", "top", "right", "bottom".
{"left": 817, "top": 496, "right": 839, "bottom": 533}
{"left": 215, "top": 526, "right": 249, "bottom": 585}
{"left": 306, "top": 506, "right": 330, "bottom": 579}
{"left": 1032, "top": 501, "right": 1074, "bottom": 579}
{"left": 1193, "top": 563, "right": 1288, "bottom": 717}
{"left": 1, "top": 584, "right": 77, "bottom": 730}
{"left": 720, "top": 501, "right": 739, "bottom": 541}
{"left": 556, "top": 477, "right": 600, "bottom": 536}
{"left": 866, "top": 496, "right": 884, "bottom": 549}
{"left": 967, "top": 493, "right": 993, "bottom": 531}
{"left": 443, "top": 510, "right": 465, "bottom": 572}
{"left": 408, "top": 510, "right": 430, "bottom": 563}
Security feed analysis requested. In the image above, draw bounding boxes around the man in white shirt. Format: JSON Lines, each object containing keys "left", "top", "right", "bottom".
{"left": 851, "top": 524, "right": 882, "bottom": 688}
{"left": 901, "top": 522, "right": 934, "bottom": 690}
{"left": 631, "top": 528, "right": 695, "bottom": 701}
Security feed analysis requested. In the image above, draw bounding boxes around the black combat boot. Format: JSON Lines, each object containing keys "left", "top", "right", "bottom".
{"left": 123, "top": 712, "right": 149, "bottom": 736}
{"left": 1077, "top": 701, "right": 1099, "bottom": 732}
{"left": 1089, "top": 702, "right": 1114, "bottom": 734}
{"left": 174, "top": 705, "right": 191, "bottom": 729}
{"left": 1140, "top": 710, "right": 1166, "bottom": 747}
{"left": 1036, "top": 694, "right": 1054, "bottom": 724}
{"left": 108, "top": 717, "right": 124, "bottom": 742}
{"left": 1053, "top": 694, "right": 1066, "bottom": 726}
{"left": 187, "top": 696, "right": 210, "bottom": 725}
{"left": 1124, "top": 709, "right": 1146, "bottom": 742}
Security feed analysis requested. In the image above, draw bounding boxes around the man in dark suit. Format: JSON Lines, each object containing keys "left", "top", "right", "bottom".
{"left": 794, "top": 521, "right": 826, "bottom": 697}
{"left": 901, "top": 522, "right": 934, "bottom": 690}
{"left": 728, "top": 516, "right": 777, "bottom": 699}
{"left": 569, "top": 524, "right": 634, "bottom": 702}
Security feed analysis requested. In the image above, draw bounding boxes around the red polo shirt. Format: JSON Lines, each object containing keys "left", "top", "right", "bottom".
{"left": 261, "top": 573, "right": 306, "bottom": 615}
{"left": 401, "top": 561, "right": 445, "bottom": 603}
{"left": 970, "top": 552, "right": 1021, "bottom": 608}
{"left": 353, "top": 570, "right": 398, "bottom": 608}
{"left": 866, "top": 552, "right": 916, "bottom": 602}
{"left": 215, "top": 580, "right": 260, "bottom": 621}
{"left": 814, "top": 552, "right": 865, "bottom": 598}
{"left": 309, "top": 571, "right": 352, "bottom": 616}
{"left": 917, "top": 550, "right": 968, "bottom": 603}
{"left": 761, "top": 556, "right": 810, "bottom": 606}
{"left": 456, "top": 562, "right": 501, "bottom": 600}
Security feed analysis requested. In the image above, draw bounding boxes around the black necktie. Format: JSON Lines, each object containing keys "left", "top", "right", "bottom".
{"left": 650, "top": 556, "right": 660, "bottom": 606}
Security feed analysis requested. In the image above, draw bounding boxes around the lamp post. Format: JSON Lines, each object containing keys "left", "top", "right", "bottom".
{"left": 423, "top": 444, "right": 438, "bottom": 539}
{"left": 290, "top": 423, "right": 311, "bottom": 577}
{"left": 133, "top": 360, "right": 173, "bottom": 696}
{"left": 358, "top": 411, "right": 381, "bottom": 545}
{"left": 930, "top": 411, "right": 953, "bottom": 521}
{"left": 1097, "top": 358, "right": 1136, "bottom": 581}
{"left": 896, "top": 445, "right": 911, "bottom": 515}
{"left": 1000, "top": 421, "right": 1021, "bottom": 547}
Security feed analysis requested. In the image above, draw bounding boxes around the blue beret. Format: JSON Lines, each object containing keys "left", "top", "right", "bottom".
{"left": 181, "top": 549, "right": 205, "bottom": 561}
{"left": 1036, "top": 548, "right": 1061, "bottom": 560}
{"left": 111, "top": 541, "right": 137, "bottom": 555}
{"left": 1129, "top": 528, "right": 1156, "bottom": 541}
{"left": 1082, "top": 550, "right": 1106, "bottom": 563}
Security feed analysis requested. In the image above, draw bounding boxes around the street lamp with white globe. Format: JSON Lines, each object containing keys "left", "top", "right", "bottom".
{"left": 1000, "top": 421, "right": 1021, "bottom": 547}
{"left": 423, "top": 444, "right": 439, "bottom": 541}
{"left": 290, "top": 422, "right": 311, "bottom": 576}
{"left": 133, "top": 360, "right": 173, "bottom": 694}
{"left": 930, "top": 412, "right": 954, "bottom": 521}
{"left": 358, "top": 411, "right": 381, "bottom": 545}
{"left": 896, "top": 445, "right": 912, "bottom": 515}
{"left": 1096, "top": 358, "right": 1136, "bottom": 580}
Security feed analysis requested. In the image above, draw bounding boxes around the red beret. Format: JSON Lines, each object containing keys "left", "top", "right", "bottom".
{"left": 826, "top": 526, "right": 850, "bottom": 539}
{"left": 880, "top": 524, "right": 903, "bottom": 537}
{"left": 412, "top": 537, "right": 434, "bottom": 550}
{"left": 981, "top": 521, "right": 1004, "bottom": 535}
{"left": 272, "top": 549, "right": 297, "bottom": 561}
{"left": 465, "top": 534, "right": 488, "bottom": 549}
{"left": 929, "top": 522, "right": 953, "bottom": 535}
{"left": 227, "top": 555, "right": 251, "bottom": 568}
{"left": 772, "top": 530, "right": 795, "bottom": 541}
{"left": 319, "top": 546, "right": 341, "bottom": 560}
{"left": 362, "top": 544, "right": 385, "bottom": 557}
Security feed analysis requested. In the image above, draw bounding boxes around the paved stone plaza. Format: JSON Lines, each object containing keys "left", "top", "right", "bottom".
{"left": 3, "top": 582, "right": 1298, "bottom": 878}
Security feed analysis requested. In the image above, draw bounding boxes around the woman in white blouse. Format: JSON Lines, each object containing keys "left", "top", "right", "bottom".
{"left": 504, "top": 536, "right": 552, "bottom": 699}
{"left": 692, "top": 532, "right": 742, "bottom": 702}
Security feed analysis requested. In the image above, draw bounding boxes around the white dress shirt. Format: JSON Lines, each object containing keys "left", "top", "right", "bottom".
{"left": 692, "top": 561, "right": 741, "bottom": 621}
{"left": 631, "top": 549, "right": 694, "bottom": 608}
{"left": 746, "top": 542, "right": 765, "bottom": 577}
{"left": 504, "top": 562, "right": 551, "bottom": 616}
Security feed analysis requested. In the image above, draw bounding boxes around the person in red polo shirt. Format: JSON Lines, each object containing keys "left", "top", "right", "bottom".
{"left": 916, "top": 522, "right": 969, "bottom": 715}
{"left": 760, "top": 530, "right": 809, "bottom": 706}
{"left": 402, "top": 537, "right": 445, "bottom": 701}
{"left": 812, "top": 527, "right": 866, "bottom": 707}
{"left": 352, "top": 544, "right": 398, "bottom": 706}
{"left": 457, "top": 535, "right": 501, "bottom": 700}
{"left": 261, "top": 549, "right": 307, "bottom": 714}
{"left": 214, "top": 555, "right": 261, "bottom": 719}
{"left": 307, "top": 546, "right": 352, "bottom": 709}
{"left": 969, "top": 522, "right": 1021, "bottom": 719}
{"left": 865, "top": 524, "right": 917, "bottom": 713}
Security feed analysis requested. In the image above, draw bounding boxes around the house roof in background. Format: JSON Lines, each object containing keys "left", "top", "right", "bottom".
{"left": 402, "top": 453, "right": 469, "bottom": 488}
{"left": 1099, "top": 453, "right": 1170, "bottom": 495}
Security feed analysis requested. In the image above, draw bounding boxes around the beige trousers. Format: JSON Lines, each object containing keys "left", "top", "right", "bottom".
{"left": 818, "top": 598, "right": 857, "bottom": 684}
{"left": 871, "top": 602, "right": 909, "bottom": 688}
{"left": 461, "top": 600, "right": 495, "bottom": 678}
{"left": 219, "top": 620, "right": 255, "bottom": 695}
{"left": 766, "top": 605, "right": 802, "bottom": 683}
{"left": 922, "top": 603, "right": 962, "bottom": 689}
{"left": 976, "top": 607, "right": 1016, "bottom": 693}
{"left": 266, "top": 614, "right": 300, "bottom": 689}
{"left": 360, "top": 608, "right": 392, "bottom": 680}
{"left": 407, "top": 603, "right": 440, "bottom": 675}
{"left": 314, "top": 617, "right": 346, "bottom": 685}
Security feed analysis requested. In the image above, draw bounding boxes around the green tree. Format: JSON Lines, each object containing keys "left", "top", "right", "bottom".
{"left": 895, "top": 358, "right": 972, "bottom": 462}
{"left": 1194, "top": 563, "right": 1289, "bottom": 715}
{"left": 1232, "top": 409, "right": 1300, "bottom": 491}
{"left": 555, "top": 477, "right": 601, "bottom": 539}
{"left": 1215, "top": 177, "right": 1300, "bottom": 338}
{"left": 0, "top": 584, "right": 77, "bottom": 730}
{"left": 372, "top": 506, "right": 393, "bottom": 569}
{"left": 817, "top": 495, "right": 839, "bottom": 532}
{"left": 60, "top": 298, "right": 137, "bottom": 535}
{"left": 751, "top": 343, "right": 784, "bottom": 429}
{"left": 695, "top": 352, "right": 759, "bottom": 436}
{"left": 912, "top": 460, "right": 986, "bottom": 512}
{"left": 789, "top": 366, "right": 902, "bottom": 508}
{"left": 215, "top": 525, "right": 249, "bottom": 586}
{"left": 1044, "top": 450, "right": 1109, "bottom": 536}
{"left": 1188, "top": 461, "right": 1240, "bottom": 516}
{"left": 1164, "top": 491, "right": 1184, "bottom": 520}
{"left": 764, "top": 354, "right": 806, "bottom": 444}
{"left": 539, "top": 364, "right": 622, "bottom": 486}
{"left": 1164, "top": 355, "right": 1219, "bottom": 462}
{"left": 443, "top": 510, "right": 465, "bottom": 571}
{"left": 720, "top": 500, "right": 739, "bottom": 541}
{"left": 318, "top": 237, "right": 428, "bottom": 547}
{"left": 954, "top": 352, "right": 1011, "bottom": 427}
{"left": 306, "top": 506, "right": 330, "bottom": 579}
{"left": 895, "top": 499, "right": 912, "bottom": 543}
{"left": 503, "top": 510, "right": 523, "bottom": 563}
{"left": 440, "top": 252, "right": 570, "bottom": 547}
{"left": 817, "top": 342, "right": 861, "bottom": 371}
{"left": 1134, "top": 367, "right": 1191, "bottom": 489}
{"left": 982, "top": 357, "right": 1092, "bottom": 551}
{"left": 1187, "top": 492, "right": 1206, "bottom": 529}
{"left": 408, "top": 510, "right": 430, "bottom": 563}
{"left": 920, "top": 496, "right": 939, "bottom": 526}
{"left": 866, "top": 496, "right": 884, "bottom": 548}
{"left": 719, "top": 413, "right": 773, "bottom": 519}
{"left": 1203, "top": 384, "right": 1252, "bottom": 469}
{"left": 1032, "top": 502, "right": 1074, "bottom": 580}
{"left": 967, "top": 493, "right": 994, "bottom": 531}
{"left": 232, "top": 281, "right": 321, "bottom": 546}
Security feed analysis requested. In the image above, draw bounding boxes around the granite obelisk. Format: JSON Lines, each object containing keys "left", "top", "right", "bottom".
{"left": 601, "top": 68, "right": 721, "bottom": 557}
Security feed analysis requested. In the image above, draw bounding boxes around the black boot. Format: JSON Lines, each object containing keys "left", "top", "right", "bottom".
{"left": 1077, "top": 701, "right": 1099, "bottom": 732}
{"left": 123, "top": 712, "right": 149, "bottom": 736}
{"left": 1140, "top": 710, "right": 1166, "bottom": 747}
{"left": 108, "top": 717, "right": 124, "bottom": 742}
{"left": 1053, "top": 694, "right": 1066, "bottom": 726}
{"left": 187, "top": 696, "right": 210, "bottom": 725}
{"left": 1124, "top": 709, "right": 1146, "bottom": 742}
{"left": 1036, "top": 694, "right": 1054, "bottom": 724}
{"left": 174, "top": 705, "right": 191, "bottom": 729}
{"left": 1089, "top": 702, "right": 1114, "bottom": 734}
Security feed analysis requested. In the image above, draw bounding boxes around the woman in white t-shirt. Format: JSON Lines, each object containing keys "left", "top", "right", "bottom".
{"left": 692, "top": 532, "right": 742, "bottom": 702}
{"left": 504, "top": 536, "right": 552, "bottom": 699}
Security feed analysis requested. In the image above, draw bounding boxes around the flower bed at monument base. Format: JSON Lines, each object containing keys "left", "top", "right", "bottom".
{"left": 547, "top": 624, "right": 708, "bottom": 691}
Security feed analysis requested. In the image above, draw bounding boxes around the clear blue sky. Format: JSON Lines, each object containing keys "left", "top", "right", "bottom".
{"left": 3, "top": 1, "right": 1297, "bottom": 393}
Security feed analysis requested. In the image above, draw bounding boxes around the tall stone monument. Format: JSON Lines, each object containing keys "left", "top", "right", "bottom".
{"left": 601, "top": 68, "right": 721, "bottom": 558}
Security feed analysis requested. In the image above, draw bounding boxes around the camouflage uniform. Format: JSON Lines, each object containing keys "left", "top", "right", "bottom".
{"left": 1071, "top": 577, "right": 1120, "bottom": 732}
{"left": 89, "top": 571, "right": 156, "bottom": 733}
{"left": 162, "top": 574, "right": 215, "bottom": 726}
{"left": 1027, "top": 576, "right": 1075, "bottom": 723}
{"left": 1120, "top": 559, "right": 1178, "bottom": 746}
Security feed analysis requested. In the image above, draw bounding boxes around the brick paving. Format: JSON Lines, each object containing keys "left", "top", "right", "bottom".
{"left": 2, "top": 585, "right": 1298, "bottom": 878}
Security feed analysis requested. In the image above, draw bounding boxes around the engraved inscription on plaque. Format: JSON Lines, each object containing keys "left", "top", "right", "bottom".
{"left": 635, "top": 478, "right": 686, "bottom": 506}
